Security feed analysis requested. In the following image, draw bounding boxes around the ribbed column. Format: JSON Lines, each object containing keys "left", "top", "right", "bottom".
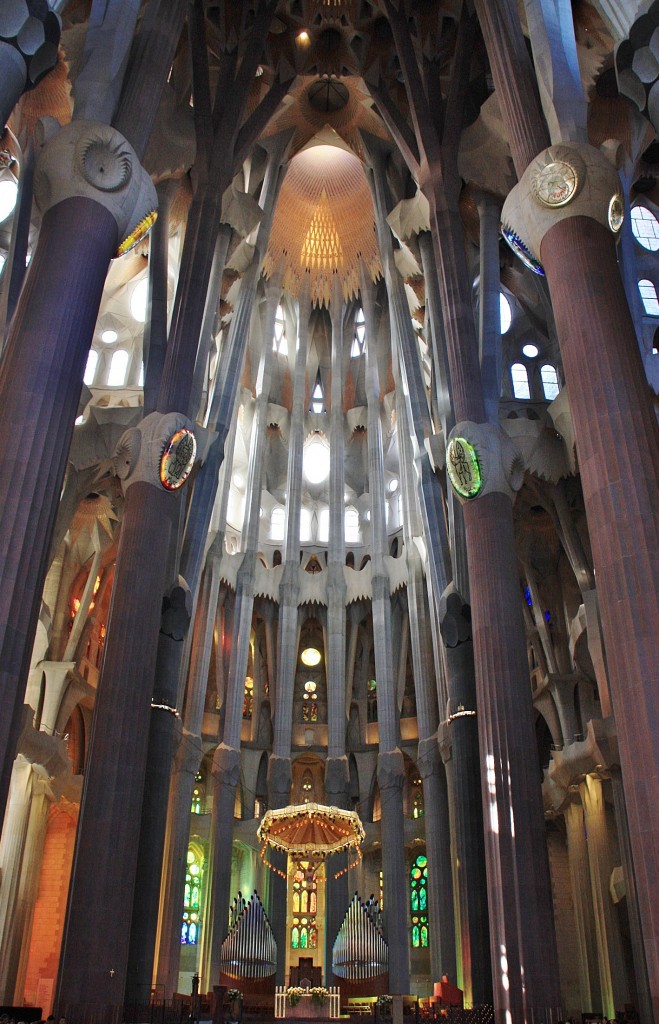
{"left": 581, "top": 775, "right": 631, "bottom": 1018}
{"left": 0, "top": 198, "right": 117, "bottom": 824}
{"left": 207, "top": 286, "right": 277, "bottom": 985}
{"left": 6, "top": 769, "right": 52, "bottom": 1003}
{"left": 441, "top": 595, "right": 492, "bottom": 1008}
{"left": 541, "top": 219, "right": 659, "bottom": 1016}
{"left": 56, "top": 481, "right": 174, "bottom": 1023}
{"left": 464, "top": 494, "right": 561, "bottom": 1022}
{"left": 475, "top": 192, "right": 503, "bottom": 425}
{"left": 324, "top": 282, "right": 350, "bottom": 977}
{"left": 0, "top": 757, "right": 40, "bottom": 1002}
{"left": 362, "top": 276, "right": 409, "bottom": 995}
{"left": 394, "top": 348, "right": 456, "bottom": 987}
{"left": 564, "top": 799, "right": 600, "bottom": 1013}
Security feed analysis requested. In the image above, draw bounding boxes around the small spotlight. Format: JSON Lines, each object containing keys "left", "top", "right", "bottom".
{"left": 297, "top": 29, "right": 310, "bottom": 45}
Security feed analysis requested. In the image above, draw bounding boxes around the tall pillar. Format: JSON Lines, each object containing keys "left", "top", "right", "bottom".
{"left": 361, "top": 277, "right": 410, "bottom": 995}
{"left": 479, "top": 3, "right": 659, "bottom": 1009}
{"left": 206, "top": 283, "right": 278, "bottom": 986}
{"left": 0, "top": 757, "right": 43, "bottom": 1002}
{"left": 324, "top": 283, "right": 350, "bottom": 978}
{"left": 475, "top": 192, "right": 503, "bottom": 425}
{"left": 440, "top": 592, "right": 492, "bottom": 1007}
{"left": 581, "top": 775, "right": 631, "bottom": 1018}
{"left": 564, "top": 799, "right": 601, "bottom": 1013}
{"left": 367, "top": 6, "right": 563, "bottom": 1013}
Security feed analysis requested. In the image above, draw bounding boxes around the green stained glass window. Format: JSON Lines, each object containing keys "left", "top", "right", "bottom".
{"left": 182, "top": 846, "right": 203, "bottom": 945}
{"left": 410, "top": 853, "right": 429, "bottom": 949}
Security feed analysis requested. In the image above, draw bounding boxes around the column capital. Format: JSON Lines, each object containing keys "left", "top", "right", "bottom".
{"left": 34, "top": 118, "right": 157, "bottom": 255}
{"left": 446, "top": 422, "right": 524, "bottom": 504}
{"left": 377, "top": 748, "right": 405, "bottom": 791}
{"left": 416, "top": 735, "right": 441, "bottom": 780}
{"left": 113, "top": 411, "right": 205, "bottom": 492}
{"left": 325, "top": 755, "right": 349, "bottom": 799}
{"left": 501, "top": 142, "right": 623, "bottom": 272}
{"left": 211, "top": 742, "right": 241, "bottom": 789}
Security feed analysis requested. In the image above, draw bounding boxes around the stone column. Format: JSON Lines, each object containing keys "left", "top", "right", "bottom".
{"left": 395, "top": 390, "right": 456, "bottom": 986}
{"left": 56, "top": 416, "right": 194, "bottom": 1020}
{"left": 581, "top": 775, "right": 631, "bottom": 1019}
{"left": 324, "top": 282, "right": 350, "bottom": 977}
{"left": 206, "top": 284, "right": 278, "bottom": 985}
{"left": 564, "top": 799, "right": 601, "bottom": 1013}
{"left": 481, "top": 1, "right": 659, "bottom": 1004}
{"left": 0, "top": 756, "right": 39, "bottom": 1002}
{"left": 6, "top": 768, "right": 52, "bottom": 1004}
{"left": 361, "top": 276, "right": 410, "bottom": 995}
{"left": 440, "top": 592, "right": 492, "bottom": 1007}
{"left": 475, "top": 192, "right": 503, "bottom": 425}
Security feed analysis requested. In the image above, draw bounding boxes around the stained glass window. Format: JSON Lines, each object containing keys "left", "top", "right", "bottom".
{"left": 412, "top": 775, "right": 424, "bottom": 819}
{"left": 243, "top": 676, "right": 253, "bottom": 719}
{"left": 191, "top": 772, "right": 203, "bottom": 814}
{"left": 290, "top": 864, "right": 318, "bottom": 948}
{"left": 410, "top": 854, "right": 429, "bottom": 948}
{"left": 182, "top": 846, "right": 203, "bottom": 944}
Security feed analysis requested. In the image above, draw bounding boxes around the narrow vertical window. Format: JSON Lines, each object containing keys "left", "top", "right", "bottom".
{"left": 540, "top": 364, "right": 560, "bottom": 400}
{"left": 181, "top": 847, "right": 203, "bottom": 944}
{"left": 410, "top": 854, "right": 428, "bottom": 948}
{"left": 108, "top": 350, "right": 129, "bottom": 386}
{"left": 511, "top": 362, "right": 530, "bottom": 399}
{"left": 351, "top": 307, "right": 366, "bottom": 356}
{"left": 84, "top": 350, "right": 98, "bottom": 386}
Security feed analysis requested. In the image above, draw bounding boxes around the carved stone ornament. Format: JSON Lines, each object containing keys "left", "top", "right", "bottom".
{"left": 212, "top": 742, "right": 242, "bottom": 788}
{"left": 501, "top": 141, "right": 622, "bottom": 266}
{"left": 113, "top": 411, "right": 198, "bottom": 493}
{"left": 0, "top": 2, "right": 61, "bottom": 89}
{"left": 446, "top": 421, "right": 524, "bottom": 505}
{"left": 33, "top": 118, "right": 157, "bottom": 255}
{"left": 325, "top": 755, "right": 349, "bottom": 796}
{"left": 416, "top": 736, "right": 441, "bottom": 780}
{"left": 267, "top": 753, "right": 292, "bottom": 799}
{"left": 376, "top": 748, "right": 405, "bottom": 791}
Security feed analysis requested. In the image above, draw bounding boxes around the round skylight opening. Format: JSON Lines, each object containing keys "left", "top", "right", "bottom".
{"left": 387, "top": 477, "right": 399, "bottom": 494}
{"left": 101, "top": 329, "right": 118, "bottom": 344}
{"left": 0, "top": 180, "right": 18, "bottom": 223}
{"left": 130, "top": 278, "right": 149, "bottom": 323}
{"left": 500, "top": 293, "right": 512, "bottom": 334}
{"left": 303, "top": 437, "right": 330, "bottom": 484}
{"left": 522, "top": 343, "right": 539, "bottom": 358}
{"left": 301, "top": 647, "right": 321, "bottom": 667}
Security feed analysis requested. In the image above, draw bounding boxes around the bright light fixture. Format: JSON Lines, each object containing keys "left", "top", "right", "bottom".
{"left": 301, "top": 647, "right": 321, "bottom": 667}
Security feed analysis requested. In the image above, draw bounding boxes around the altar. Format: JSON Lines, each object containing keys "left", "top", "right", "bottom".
{"left": 274, "top": 987, "right": 341, "bottom": 1019}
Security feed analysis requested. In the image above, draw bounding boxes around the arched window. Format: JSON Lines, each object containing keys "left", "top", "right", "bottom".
{"left": 631, "top": 206, "right": 659, "bottom": 251}
{"left": 351, "top": 307, "right": 366, "bottom": 357}
{"left": 273, "top": 303, "right": 287, "bottom": 355}
{"left": 410, "top": 853, "right": 428, "bottom": 948}
{"left": 271, "top": 506, "right": 285, "bottom": 542}
{"left": 181, "top": 846, "right": 203, "bottom": 944}
{"left": 108, "top": 349, "right": 129, "bottom": 386}
{"left": 511, "top": 362, "right": 531, "bottom": 399}
{"left": 83, "top": 350, "right": 98, "bottom": 386}
{"left": 345, "top": 506, "right": 361, "bottom": 543}
{"left": 639, "top": 279, "right": 659, "bottom": 315}
{"left": 540, "top": 364, "right": 560, "bottom": 400}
